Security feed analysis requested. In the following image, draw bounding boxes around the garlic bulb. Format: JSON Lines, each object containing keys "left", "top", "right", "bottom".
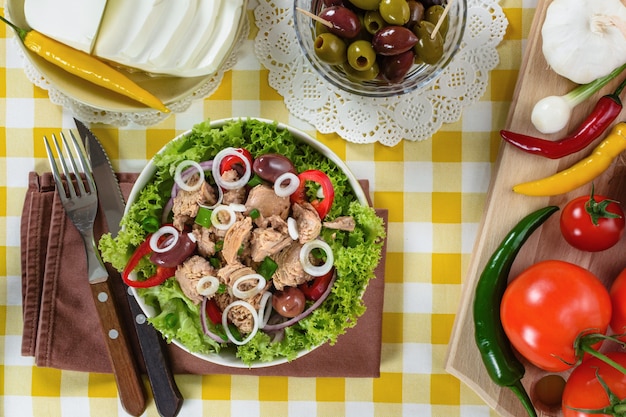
{"left": 542, "top": 0, "right": 626, "bottom": 84}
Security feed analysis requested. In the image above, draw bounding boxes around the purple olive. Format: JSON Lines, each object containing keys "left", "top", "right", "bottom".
{"left": 150, "top": 231, "right": 197, "bottom": 267}
{"left": 372, "top": 26, "right": 419, "bottom": 56}
{"left": 319, "top": 6, "right": 361, "bottom": 39}
{"left": 380, "top": 50, "right": 415, "bottom": 83}
{"left": 253, "top": 154, "right": 297, "bottom": 183}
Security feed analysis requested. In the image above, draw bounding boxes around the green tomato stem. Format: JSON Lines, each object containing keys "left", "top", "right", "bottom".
{"left": 581, "top": 342, "right": 626, "bottom": 375}
{"left": 564, "top": 62, "right": 626, "bottom": 107}
{"left": 0, "top": 15, "right": 28, "bottom": 42}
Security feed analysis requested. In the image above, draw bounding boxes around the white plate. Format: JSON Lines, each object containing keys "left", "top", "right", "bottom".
{"left": 5, "top": 0, "right": 248, "bottom": 123}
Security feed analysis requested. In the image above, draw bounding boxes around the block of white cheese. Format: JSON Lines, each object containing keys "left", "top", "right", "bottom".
{"left": 94, "top": 0, "right": 245, "bottom": 77}
{"left": 22, "top": 0, "right": 246, "bottom": 78}
{"left": 23, "top": 0, "right": 108, "bottom": 53}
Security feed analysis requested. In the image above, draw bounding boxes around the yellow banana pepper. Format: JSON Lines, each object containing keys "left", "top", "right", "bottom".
{"left": 1, "top": 16, "right": 169, "bottom": 113}
{"left": 513, "top": 122, "right": 626, "bottom": 196}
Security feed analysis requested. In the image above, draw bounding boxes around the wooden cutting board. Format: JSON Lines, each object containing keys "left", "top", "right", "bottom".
{"left": 445, "top": 0, "right": 626, "bottom": 416}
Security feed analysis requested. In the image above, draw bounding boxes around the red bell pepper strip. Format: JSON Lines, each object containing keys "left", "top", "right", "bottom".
{"left": 299, "top": 269, "right": 334, "bottom": 301}
{"left": 500, "top": 76, "right": 626, "bottom": 159}
{"left": 290, "top": 169, "right": 335, "bottom": 219}
{"left": 122, "top": 235, "right": 177, "bottom": 288}
{"left": 205, "top": 298, "right": 223, "bottom": 324}
{"left": 219, "top": 148, "right": 253, "bottom": 176}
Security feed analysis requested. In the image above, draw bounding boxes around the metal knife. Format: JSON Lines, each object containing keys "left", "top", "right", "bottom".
{"left": 75, "top": 118, "right": 184, "bottom": 417}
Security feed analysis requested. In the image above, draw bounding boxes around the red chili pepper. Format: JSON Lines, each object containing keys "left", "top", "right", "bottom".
{"left": 299, "top": 269, "right": 334, "bottom": 301}
{"left": 205, "top": 298, "right": 223, "bottom": 324}
{"left": 290, "top": 169, "right": 335, "bottom": 219}
{"left": 219, "top": 148, "right": 253, "bottom": 176}
{"left": 122, "top": 235, "right": 177, "bottom": 288}
{"left": 500, "top": 77, "right": 626, "bottom": 159}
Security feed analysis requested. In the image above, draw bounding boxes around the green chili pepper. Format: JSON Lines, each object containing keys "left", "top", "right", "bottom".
{"left": 473, "top": 205, "right": 559, "bottom": 417}
{"left": 249, "top": 208, "right": 260, "bottom": 219}
{"left": 141, "top": 215, "right": 160, "bottom": 233}
{"left": 258, "top": 256, "right": 278, "bottom": 280}
{"left": 195, "top": 206, "right": 213, "bottom": 228}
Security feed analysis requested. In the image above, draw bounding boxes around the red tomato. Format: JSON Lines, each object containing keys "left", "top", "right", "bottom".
{"left": 610, "top": 268, "right": 626, "bottom": 340}
{"left": 562, "top": 352, "right": 626, "bottom": 417}
{"left": 501, "top": 260, "right": 611, "bottom": 372}
{"left": 560, "top": 192, "right": 625, "bottom": 252}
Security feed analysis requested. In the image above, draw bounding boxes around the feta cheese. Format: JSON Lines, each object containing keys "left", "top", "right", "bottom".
{"left": 23, "top": 0, "right": 246, "bottom": 77}
{"left": 23, "top": 0, "right": 107, "bottom": 53}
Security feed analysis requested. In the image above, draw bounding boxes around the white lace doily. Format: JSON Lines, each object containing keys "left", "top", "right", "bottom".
{"left": 14, "top": 16, "right": 250, "bottom": 126}
{"left": 254, "top": 0, "right": 508, "bottom": 146}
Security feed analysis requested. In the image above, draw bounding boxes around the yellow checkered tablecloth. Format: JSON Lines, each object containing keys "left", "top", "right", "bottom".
{"left": 0, "top": 0, "right": 537, "bottom": 416}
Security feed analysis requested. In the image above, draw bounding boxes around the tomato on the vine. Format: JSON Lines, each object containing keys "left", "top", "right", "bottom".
{"left": 610, "top": 268, "right": 626, "bottom": 340}
{"left": 560, "top": 188, "right": 625, "bottom": 252}
{"left": 562, "top": 352, "right": 626, "bottom": 417}
{"left": 500, "top": 260, "right": 612, "bottom": 372}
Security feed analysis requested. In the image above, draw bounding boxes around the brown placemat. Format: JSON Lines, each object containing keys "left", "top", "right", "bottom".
{"left": 20, "top": 172, "right": 388, "bottom": 377}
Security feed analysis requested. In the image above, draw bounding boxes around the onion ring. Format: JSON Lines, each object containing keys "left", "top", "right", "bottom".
{"left": 212, "top": 148, "right": 252, "bottom": 190}
{"left": 274, "top": 172, "right": 300, "bottom": 197}
{"left": 196, "top": 276, "right": 220, "bottom": 297}
{"left": 232, "top": 274, "right": 266, "bottom": 299}
{"left": 299, "top": 240, "right": 334, "bottom": 277}
{"left": 258, "top": 291, "right": 273, "bottom": 329}
{"left": 287, "top": 217, "right": 299, "bottom": 240}
{"left": 200, "top": 297, "right": 227, "bottom": 344}
{"left": 211, "top": 205, "right": 236, "bottom": 231}
{"left": 222, "top": 301, "right": 259, "bottom": 345}
{"left": 174, "top": 160, "right": 205, "bottom": 192}
{"left": 149, "top": 225, "right": 179, "bottom": 253}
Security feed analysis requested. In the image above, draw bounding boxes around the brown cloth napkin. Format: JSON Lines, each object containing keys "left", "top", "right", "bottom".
{"left": 21, "top": 172, "right": 388, "bottom": 377}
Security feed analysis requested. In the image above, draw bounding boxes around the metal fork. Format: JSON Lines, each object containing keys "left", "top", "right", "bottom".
{"left": 44, "top": 132, "right": 146, "bottom": 417}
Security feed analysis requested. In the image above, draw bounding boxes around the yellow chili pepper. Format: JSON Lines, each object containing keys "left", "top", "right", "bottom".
{"left": 1, "top": 16, "right": 169, "bottom": 113}
{"left": 513, "top": 122, "right": 626, "bottom": 196}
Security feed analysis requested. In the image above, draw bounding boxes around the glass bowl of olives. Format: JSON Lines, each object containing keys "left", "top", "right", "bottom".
{"left": 294, "top": 0, "right": 467, "bottom": 97}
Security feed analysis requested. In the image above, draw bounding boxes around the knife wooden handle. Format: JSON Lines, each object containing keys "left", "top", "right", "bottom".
{"left": 90, "top": 280, "right": 146, "bottom": 417}
{"left": 126, "top": 290, "right": 184, "bottom": 417}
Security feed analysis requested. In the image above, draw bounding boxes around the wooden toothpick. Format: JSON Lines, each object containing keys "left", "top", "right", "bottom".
{"left": 430, "top": 0, "right": 454, "bottom": 40}
{"left": 296, "top": 7, "right": 333, "bottom": 29}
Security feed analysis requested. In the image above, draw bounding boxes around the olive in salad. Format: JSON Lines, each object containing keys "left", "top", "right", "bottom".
{"left": 99, "top": 119, "right": 385, "bottom": 365}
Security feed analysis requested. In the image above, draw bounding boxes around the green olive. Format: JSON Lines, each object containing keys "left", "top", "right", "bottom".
{"left": 347, "top": 40, "right": 377, "bottom": 71}
{"left": 316, "top": 20, "right": 330, "bottom": 36}
{"left": 348, "top": 0, "right": 380, "bottom": 10}
{"left": 425, "top": 5, "right": 448, "bottom": 38}
{"left": 413, "top": 21, "right": 444, "bottom": 64}
{"left": 363, "top": 10, "right": 387, "bottom": 35}
{"left": 343, "top": 61, "right": 380, "bottom": 81}
{"left": 314, "top": 32, "right": 348, "bottom": 65}
{"left": 379, "top": 0, "right": 410, "bottom": 25}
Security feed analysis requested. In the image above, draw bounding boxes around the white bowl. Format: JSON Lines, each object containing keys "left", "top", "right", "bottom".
{"left": 126, "top": 117, "right": 369, "bottom": 368}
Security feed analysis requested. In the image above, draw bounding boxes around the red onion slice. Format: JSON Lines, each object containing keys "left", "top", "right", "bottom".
{"left": 300, "top": 239, "right": 334, "bottom": 276}
{"left": 232, "top": 274, "right": 266, "bottom": 299}
{"left": 149, "top": 225, "right": 179, "bottom": 253}
{"left": 262, "top": 273, "right": 337, "bottom": 332}
{"left": 222, "top": 301, "right": 259, "bottom": 345}
{"left": 210, "top": 205, "right": 237, "bottom": 231}
{"left": 212, "top": 147, "right": 252, "bottom": 190}
{"left": 274, "top": 172, "right": 300, "bottom": 197}
{"left": 196, "top": 276, "right": 220, "bottom": 297}
{"left": 200, "top": 297, "right": 228, "bottom": 344}
{"left": 174, "top": 160, "right": 205, "bottom": 192}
